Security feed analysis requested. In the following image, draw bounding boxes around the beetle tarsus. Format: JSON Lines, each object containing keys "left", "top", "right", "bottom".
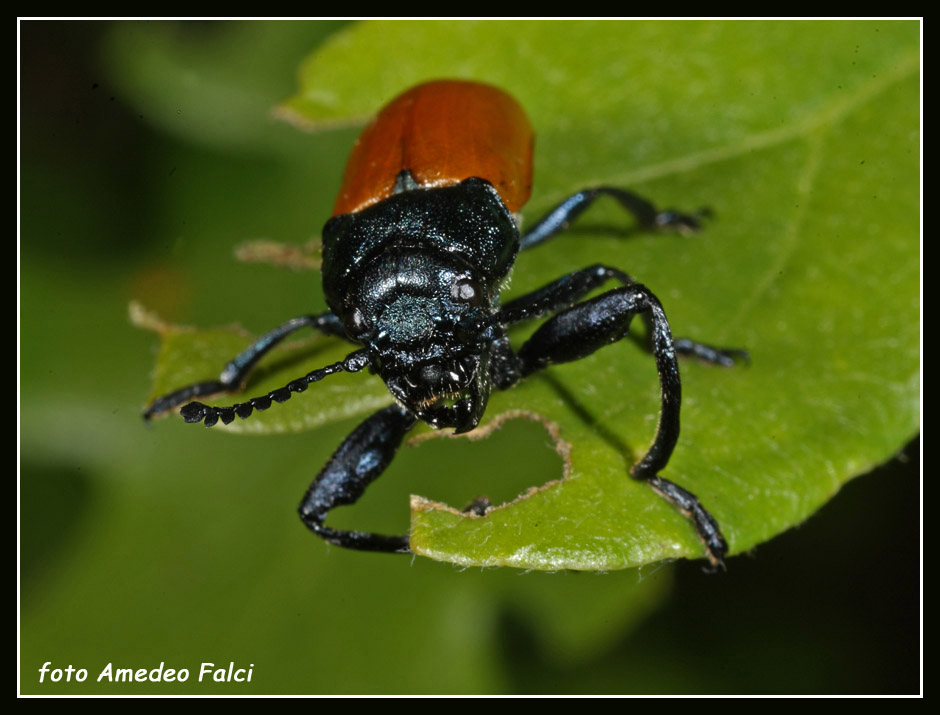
{"left": 462, "top": 496, "right": 492, "bottom": 516}
{"left": 648, "top": 475, "right": 728, "bottom": 570}
{"left": 654, "top": 210, "right": 697, "bottom": 235}
{"left": 673, "top": 338, "right": 751, "bottom": 367}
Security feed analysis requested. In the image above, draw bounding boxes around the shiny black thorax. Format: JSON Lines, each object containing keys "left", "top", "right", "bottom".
{"left": 320, "top": 177, "right": 520, "bottom": 433}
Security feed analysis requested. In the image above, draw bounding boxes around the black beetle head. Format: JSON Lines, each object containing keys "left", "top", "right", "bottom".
{"left": 343, "top": 249, "right": 495, "bottom": 433}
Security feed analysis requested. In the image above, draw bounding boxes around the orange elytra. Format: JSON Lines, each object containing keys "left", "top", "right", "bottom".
{"left": 332, "top": 80, "right": 534, "bottom": 217}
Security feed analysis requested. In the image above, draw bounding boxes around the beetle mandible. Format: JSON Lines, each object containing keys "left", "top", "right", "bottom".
{"left": 144, "top": 80, "right": 746, "bottom": 569}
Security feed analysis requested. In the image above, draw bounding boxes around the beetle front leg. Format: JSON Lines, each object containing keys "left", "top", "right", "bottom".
{"left": 298, "top": 403, "right": 417, "bottom": 552}
{"left": 505, "top": 284, "right": 728, "bottom": 569}
{"left": 144, "top": 312, "right": 349, "bottom": 421}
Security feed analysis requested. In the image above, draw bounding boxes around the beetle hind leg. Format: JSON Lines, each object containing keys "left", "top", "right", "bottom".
{"left": 519, "top": 187, "right": 709, "bottom": 252}
{"left": 298, "top": 403, "right": 417, "bottom": 553}
{"left": 494, "top": 278, "right": 730, "bottom": 568}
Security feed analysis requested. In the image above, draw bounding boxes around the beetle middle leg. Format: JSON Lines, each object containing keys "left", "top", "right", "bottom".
{"left": 493, "top": 273, "right": 731, "bottom": 568}
{"left": 297, "top": 403, "right": 416, "bottom": 552}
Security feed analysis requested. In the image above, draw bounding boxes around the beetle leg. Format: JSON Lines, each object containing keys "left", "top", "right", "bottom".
{"left": 519, "top": 187, "right": 709, "bottom": 251}
{"left": 144, "top": 312, "right": 349, "bottom": 420}
{"left": 495, "top": 282, "right": 728, "bottom": 569}
{"left": 298, "top": 403, "right": 417, "bottom": 552}
{"left": 497, "top": 264, "right": 747, "bottom": 367}
{"left": 498, "top": 264, "right": 635, "bottom": 324}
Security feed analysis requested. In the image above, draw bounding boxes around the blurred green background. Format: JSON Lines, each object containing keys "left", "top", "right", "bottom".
{"left": 20, "top": 21, "right": 920, "bottom": 694}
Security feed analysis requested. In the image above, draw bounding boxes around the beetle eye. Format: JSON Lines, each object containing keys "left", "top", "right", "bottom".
{"left": 344, "top": 308, "right": 370, "bottom": 338}
{"left": 450, "top": 277, "right": 481, "bottom": 305}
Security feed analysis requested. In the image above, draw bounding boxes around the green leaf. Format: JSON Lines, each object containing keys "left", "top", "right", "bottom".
{"left": 146, "top": 20, "right": 919, "bottom": 571}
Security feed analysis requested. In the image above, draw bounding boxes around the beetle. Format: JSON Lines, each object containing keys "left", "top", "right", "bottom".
{"left": 144, "top": 79, "right": 746, "bottom": 569}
